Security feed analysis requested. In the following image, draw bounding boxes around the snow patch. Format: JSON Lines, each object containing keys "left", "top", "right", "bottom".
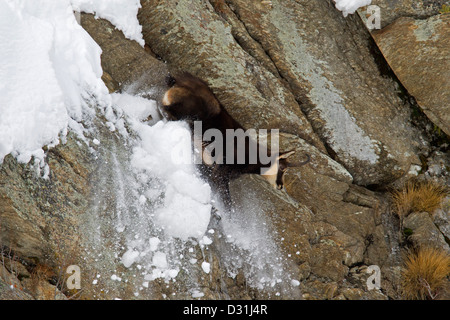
{"left": 121, "top": 249, "right": 140, "bottom": 268}
{"left": 0, "top": 0, "right": 110, "bottom": 165}
{"left": 333, "top": 0, "right": 372, "bottom": 16}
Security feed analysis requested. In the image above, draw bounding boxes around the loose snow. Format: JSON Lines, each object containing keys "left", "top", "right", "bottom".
{"left": 201, "top": 261, "right": 211, "bottom": 274}
{"left": 126, "top": 114, "right": 212, "bottom": 241}
{"left": 1, "top": 0, "right": 324, "bottom": 298}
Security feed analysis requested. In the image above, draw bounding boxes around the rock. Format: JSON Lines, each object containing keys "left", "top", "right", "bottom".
{"left": 358, "top": 0, "right": 450, "bottom": 29}
{"left": 227, "top": 174, "right": 310, "bottom": 298}
{"left": 372, "top": 14, "right": 450, "bottom": 136}
{"left": 423, "top": 151, "right": 450, "bottom": 187}
{"left": 301, "top": 280, "right": 340, "bottom": 300}
{"left": 0, "top": 278, "right": 33, "bottom": 300}
{"left": 340, "top": 286, "right": 386, "bottom": 300}
{"left": 0, "top": 131, "right": 100, "bottom": 301}
{"left": 341, "top": 287, "right": 365, "bottom": 300}
{"left": 403, "top": 212, "right": 450, "bottom": 252}
{"left": 301, "top": 277, "right": 388, "bottom": 300}
{"left": 309, "top": 243, "right": 349, "bottom": 282}
{"left": 279, "top": 136, "right": 388, "bottom": 270}
{"left": 138, "top": 0, "right": 424, "bottom": 186}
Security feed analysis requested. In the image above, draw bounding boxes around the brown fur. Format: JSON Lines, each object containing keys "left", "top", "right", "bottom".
{"left": 162, "top": 73, "right": 221, "bottom": 121}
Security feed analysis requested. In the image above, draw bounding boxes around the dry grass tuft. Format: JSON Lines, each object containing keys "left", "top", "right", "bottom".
{"left": 31, "top": 264, "right": 55, "bottom": 282}
{"left": 29, "top": 264, "right": 56, "bottom": 291}
{"left": 391, "top": 180, "right": 448, "bottom": 220}
{"left": 401, "top": 246, "right": 450, "bottom": 300}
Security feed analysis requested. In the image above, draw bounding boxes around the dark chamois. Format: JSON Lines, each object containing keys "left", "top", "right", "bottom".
{"left": 161, "top": 72, "right": 310, "bottom": 202}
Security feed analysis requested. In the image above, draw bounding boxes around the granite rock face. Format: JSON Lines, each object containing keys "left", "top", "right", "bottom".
{"left": 372, "top": 14, "right": 450, "bottom": 136}
{"left": 1, "top": 2, "right": 448, "bottom": 300}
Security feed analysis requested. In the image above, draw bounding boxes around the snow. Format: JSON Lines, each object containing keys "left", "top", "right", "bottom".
{"left": 152, "top": 252, "right": 168, "bottom": 269}
{"left": 71, "top": 0, "right": 145, "bottom": 46}
{"left": 200, "top": 235, "right": 213, "bottom": 246}
{"left": 154, "top": 179, "right": 212, "bottom": 240}
{"left": 110, "top": 91, "right": 213, "bottom": 284}
{"left": 111, "top": 92, "right": 159, "bottom": 122}
{"left": 111, "top": 274, "right": 122, "bottom": 281}
{"left": 149, "top": 237, "right": 160, "bottom": 251}
{"left": 191, "top": 290, "right": 204, "bottom": 298}
{"left": 1, "top": 0, "right": 214, "bottom": 292}
{"left": 334, "top": 0, "right": 372, "bottom": 16}
{"left": 144, "top": 267, "right": 179, "bottom": 281}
